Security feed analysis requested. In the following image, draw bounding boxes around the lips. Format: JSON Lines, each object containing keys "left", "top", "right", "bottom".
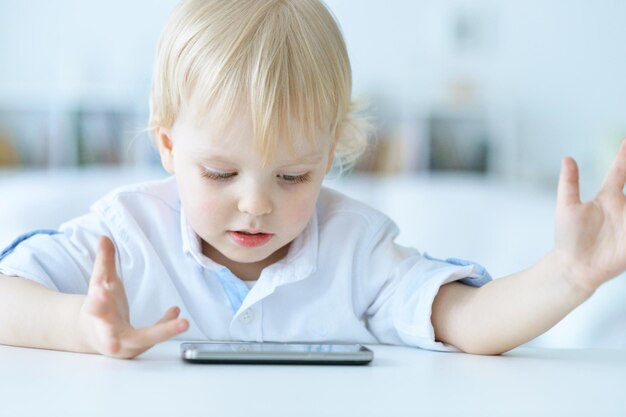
{"left": 228, "top": 230, "right": 273, "bottom": 247}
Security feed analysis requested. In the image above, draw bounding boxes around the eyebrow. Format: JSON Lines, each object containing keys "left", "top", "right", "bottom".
{"left": 280, "top": 153, "right": 324, "bottom": 166}
{"left": 199, "top": 152, "right": 324, "bottom": 167}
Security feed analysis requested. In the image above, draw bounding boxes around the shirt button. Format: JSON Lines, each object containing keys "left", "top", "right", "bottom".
{"left": 238, "top": 309, "right": 255, "bottom": 324}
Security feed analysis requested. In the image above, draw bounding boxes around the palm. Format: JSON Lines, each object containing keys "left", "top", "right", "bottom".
{"left": 83, "top": 268, "right": 134, "bottom": 354}
{"left": 555, "top": 142, "right": 626, "bottom": 291}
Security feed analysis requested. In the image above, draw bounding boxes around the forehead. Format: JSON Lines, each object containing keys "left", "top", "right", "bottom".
{"left": 172, "top": 101, "right": 331, "bottom": 163}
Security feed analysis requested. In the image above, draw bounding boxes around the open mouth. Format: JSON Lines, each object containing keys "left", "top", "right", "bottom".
{"left": 228, "top": 230, "right": 273, "bottom": 247}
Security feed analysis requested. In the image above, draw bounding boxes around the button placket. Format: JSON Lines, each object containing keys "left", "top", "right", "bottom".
{"left": 238, "top": 308, "right": 255, "bottom": 324}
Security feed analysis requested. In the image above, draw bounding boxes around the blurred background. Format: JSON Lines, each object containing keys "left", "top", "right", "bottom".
{"left": 1, "top": 0, "right": 626, "bottom": 348}
{"left": 1, "top": 0, "right": 625, "bottom": 189}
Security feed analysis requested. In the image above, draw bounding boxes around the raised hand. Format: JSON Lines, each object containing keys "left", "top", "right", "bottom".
{"left": 78, "top": 236, "right": 188, "bottom": 358}
{"left": 554, "top": 139, "right": 626, "bottom": 293}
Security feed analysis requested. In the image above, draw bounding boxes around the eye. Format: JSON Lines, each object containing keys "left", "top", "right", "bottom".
{"left": 277, "top": 173, "right": 311, "bottom": 184}
{"left": 201, "top": 169, "right": 237, "bottom": 181}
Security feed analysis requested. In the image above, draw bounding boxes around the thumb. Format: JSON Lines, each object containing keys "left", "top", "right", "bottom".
{"left": 91, "top": 236, "right": 118, "bottom": 286}
{"left": 556, "top": 156, "right": 581, "bottom": 207}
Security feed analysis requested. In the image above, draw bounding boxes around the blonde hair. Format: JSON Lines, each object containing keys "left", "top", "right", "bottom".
{"left": 149, "top": 0, "right": 371, "bottom": 169}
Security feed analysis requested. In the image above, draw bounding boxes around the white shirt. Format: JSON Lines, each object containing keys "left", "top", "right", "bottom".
{"left": 0, "top": 177, "right": 491, "bottom": 351}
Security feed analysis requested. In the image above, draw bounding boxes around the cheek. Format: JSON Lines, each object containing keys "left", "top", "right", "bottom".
{"left": 179, "top": 180, "right": 231, "bottom": 226}
{"left": 195, "top": 192, "right": 231, "bottom": 219}
{"left": 196, "top": 197, "right": 221, "bottom": 215}
{"left": 186, "top": 194, "right": 233, "bottom": 238}
{"left": 279, "top": 186, "right": 322, "bottom": 227}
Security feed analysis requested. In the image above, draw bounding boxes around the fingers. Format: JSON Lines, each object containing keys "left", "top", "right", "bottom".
{"left": 86, "top": 236, "right": 123, "bottom": 318}
{"left": 91, "top": 236, "right": 118, "bottom": 287}
{"left": 557, "top": 156, "right": 581, "bottom": 207}
{"left": 156, "top": 306, "right": 181, "bottom": 324}
{"left": 601, "top": 138, "right": 626, "bottom": 193}
{"left": 85, "top": 304, "right": 188, "bottom": 358}
{"left": 125, "top": 317, "right": 189, "bottom": 350}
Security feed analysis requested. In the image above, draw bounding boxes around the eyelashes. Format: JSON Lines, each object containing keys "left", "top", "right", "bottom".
{"left": 200, "top": 170, "right": 237, "bottom": 181}
{"left": 200, "top": 169, "right": 311, "bottom": 184}
{"left": 278, "top": 173, "right": 311, "bottom": 184}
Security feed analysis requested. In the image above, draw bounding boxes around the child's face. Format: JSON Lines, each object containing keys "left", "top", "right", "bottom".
{"left": 157, "top": 105, "right": 335, "bottom": 278}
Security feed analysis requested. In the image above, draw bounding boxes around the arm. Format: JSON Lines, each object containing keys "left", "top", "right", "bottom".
{"left": 433, "top": 140, "right": 626, "bottom": 355}
{"left": 0, "top": 237, "right": 188, "bottom": 358}
{"left": 432, "top": 252, "right": 591, "bottom": 355}
{"left": 0, "top": 275, "right": 92, "bottom": 352}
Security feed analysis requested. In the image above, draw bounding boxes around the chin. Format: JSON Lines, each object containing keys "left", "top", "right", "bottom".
{"left": 226, "top": 247, "right": 277, "bottom": 264}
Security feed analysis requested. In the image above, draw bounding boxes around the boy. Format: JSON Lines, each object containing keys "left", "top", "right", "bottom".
{"left": 1, "top": 0, "right": 625, "bottom": 359}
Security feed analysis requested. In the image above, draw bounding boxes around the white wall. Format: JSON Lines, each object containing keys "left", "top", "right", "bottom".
{"left": 0, "top": 0, "right": 177, "bottom": 108}
{"left": 1, "top": 0, "right": 625, "bottom": 193}
{"left": 324, "top": 0, "right": 626, "bottom": 193}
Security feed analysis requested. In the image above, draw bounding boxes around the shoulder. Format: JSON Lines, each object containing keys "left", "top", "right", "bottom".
{"left": 316, "top": 186, "right": 398, "bottom": 242}
{"left": 86, "top": 176, "right": 181, "bottom": 245}
{"left": 91, "top": 176, "right": 180, "bottom": 218}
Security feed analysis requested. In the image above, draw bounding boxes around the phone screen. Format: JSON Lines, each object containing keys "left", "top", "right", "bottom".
{"left": 191, "top": 342, "right": 363, "bottom": 353}
{"left": 181, "top": 342, "right": 374, "bottom": 365}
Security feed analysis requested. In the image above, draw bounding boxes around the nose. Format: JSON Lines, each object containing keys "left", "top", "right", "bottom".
{"left": 237, "top": 182, "right": 273, "bottom": 217}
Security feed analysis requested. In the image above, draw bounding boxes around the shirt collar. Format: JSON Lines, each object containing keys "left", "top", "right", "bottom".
{"left": 180, "top": 208, "right": 211, "bottom": 267}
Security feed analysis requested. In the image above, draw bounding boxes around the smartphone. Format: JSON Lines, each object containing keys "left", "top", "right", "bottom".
{"left": 181, "top": 341, "right": 374, "bottom": 365}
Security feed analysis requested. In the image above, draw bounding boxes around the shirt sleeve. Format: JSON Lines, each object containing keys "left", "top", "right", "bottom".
{"left": 0, "top": 213, "right": 114, "bottom": 294}
{"left": 362, "top": 219, "right": 492, "bottom": 352}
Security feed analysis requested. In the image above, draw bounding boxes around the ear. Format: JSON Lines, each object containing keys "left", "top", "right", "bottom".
{"left": 156, "top": 128, "right": 175, "bottom": 174}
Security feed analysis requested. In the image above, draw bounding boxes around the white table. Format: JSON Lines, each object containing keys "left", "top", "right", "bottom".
{"left": 1, "top": 342, "right": 625, "bottom": 417}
